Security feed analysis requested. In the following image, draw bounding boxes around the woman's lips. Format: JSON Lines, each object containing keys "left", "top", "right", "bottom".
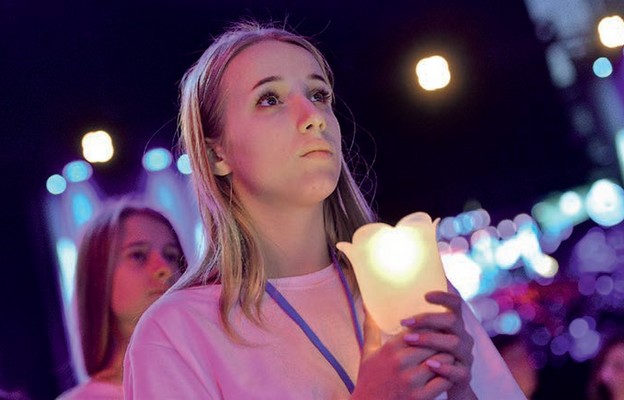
{"left": 302, "top": 149, "right": 333, "bottom": 158}
{"left": 300, "top": 141, "right": 334, "bottom": 158}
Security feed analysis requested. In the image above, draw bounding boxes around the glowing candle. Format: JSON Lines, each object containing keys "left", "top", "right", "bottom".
{"left": 336, "top": 212, "right": 448, "bottom": 335}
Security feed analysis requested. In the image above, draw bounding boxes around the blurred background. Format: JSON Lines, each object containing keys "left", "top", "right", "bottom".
{"left": 2, "top": 0, "right": 624, "bottom": 398}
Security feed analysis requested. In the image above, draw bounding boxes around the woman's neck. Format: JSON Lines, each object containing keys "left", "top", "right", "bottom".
{"left": 246, "top": 202, "right": 330, "bottom": 278}
{"left": 93, "top": 322, "right": 132, "bottom": 384}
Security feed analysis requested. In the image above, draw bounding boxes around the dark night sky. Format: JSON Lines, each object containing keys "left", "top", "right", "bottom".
{"left": 0, "top": 1, "right": 604, "bottom": 398}
{"left": 2, "top": 0, "right": 595, "bottom": 221}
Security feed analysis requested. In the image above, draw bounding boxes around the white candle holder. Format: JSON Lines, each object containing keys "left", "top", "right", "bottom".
{"left": 337, "top": 212, "right": 448, "bottom": 335}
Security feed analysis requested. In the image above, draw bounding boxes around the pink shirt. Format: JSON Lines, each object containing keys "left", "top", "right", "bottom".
{"left": 56, "top": 380, "right": 123, "bottom": 400}
{"left": 124, "top": 264, "right": 526, "bottom": 399}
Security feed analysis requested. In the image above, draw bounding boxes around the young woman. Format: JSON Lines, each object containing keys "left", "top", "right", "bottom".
{"left": 124, "top": 21, "right": 525, "bottom": 399}
{"left": 588, "top": 334, "right": 624, "bottom": 400}
{"left": 58, "top": 201, "right": 186, "bottom": 399}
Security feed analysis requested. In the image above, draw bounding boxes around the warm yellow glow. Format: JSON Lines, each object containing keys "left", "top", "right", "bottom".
{"left": 336, "top": 212, "right": 448, "bottom": 334}
{"left": 82, "top": 130, "right": 114, "bottom": 163}
{"left": 598, "top": 15, "right": 624, "bottom": 48}
{"left": 416, "top": 55, "right": 451, "bottom": 91}
{"left": 367, "top": 227, "right": 423, "bottom": 285}
{"left": 533, "top": 255, "right": 559, "bottom": 278}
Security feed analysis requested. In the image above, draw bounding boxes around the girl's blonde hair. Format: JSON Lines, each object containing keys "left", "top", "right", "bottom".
{"left": 76, "top": 200, "right": 186, "bottom": 376}
{"left": 174, "top": 20, "right": 375, "bottom": 334}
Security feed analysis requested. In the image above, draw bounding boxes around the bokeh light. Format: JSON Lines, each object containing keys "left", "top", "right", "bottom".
{"left": 46, "top": 174, "right": 67, "bottom": 195}
{"left": 82, "top": 130, "right": 114, "bottom": 163}
{"left": 559, "top": 191, "right": 583, "bottom": 217}
{"left": 62, "top": 160, "right": 93, "bottom": 183}
{"left": 585, "top": 179, "right": 624, "bottom": 226}
{"left": 494, "top": 310, "right": 522, "bottom": 335}
{"left": 598, "top": 15, "right": 624, "bottom": 48}
{"left": 592, "top": 57, "right": 613, "bottom": 78}
{"left": 55, "top": 237, "right": 77, "bottom": 303}
{"left": 71, "top": 192, "right": 94, "bottom": 227}
{"left": 142, "top": 148, "right": 173, "bottom": 172}
{"left": 176, "top": 153, "right": 192, "bottom": 175}
{"left": 415, "top": 55, "right": 451, "bottom": 91}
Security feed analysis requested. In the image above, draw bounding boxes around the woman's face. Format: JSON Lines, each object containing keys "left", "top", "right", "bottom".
{"left": 216, "top": 40, "right": 342, "bottom": 211}
{"left": 599, "top": 343, "right": 624, "bottom": 395}
{"left": 110, "top": 213, "right": 182, "bottom": 325}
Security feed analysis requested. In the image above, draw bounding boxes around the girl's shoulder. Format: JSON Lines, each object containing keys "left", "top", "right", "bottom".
{"left": 136, "top": 284, "right": 223, "bottom": 333}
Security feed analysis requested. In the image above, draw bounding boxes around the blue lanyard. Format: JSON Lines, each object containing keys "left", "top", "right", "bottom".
{"left": 264, "top": 252, "right": 364, "bottom": 394}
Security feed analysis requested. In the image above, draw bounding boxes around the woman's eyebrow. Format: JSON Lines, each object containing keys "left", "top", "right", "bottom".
{"left": 252, "top": 76, "right": 281, "bottom": 91}
{"left": 309, "top": 73, "right": 328, "bottom": 84}
{"left": 122, "top": 241, "right": 148, "bottom": 250}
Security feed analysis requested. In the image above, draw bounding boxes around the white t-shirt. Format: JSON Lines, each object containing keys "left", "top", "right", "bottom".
{"left": 56, "top": 380, "right": 122, "bottom": 400}
{"left": 124, "top": 264, "right": 526, "bottom": 399}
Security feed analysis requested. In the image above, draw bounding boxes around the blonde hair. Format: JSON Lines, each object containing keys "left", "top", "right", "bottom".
{"left": 174, "top": 20, "right": 375, "bottom": 335}
{"left": 75, "top": 200, "right": 186, "bottom": 376}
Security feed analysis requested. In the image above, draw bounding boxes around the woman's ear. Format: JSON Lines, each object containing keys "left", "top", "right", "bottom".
{"left": 209, "top": 145, "right": 231, "bottom": 176}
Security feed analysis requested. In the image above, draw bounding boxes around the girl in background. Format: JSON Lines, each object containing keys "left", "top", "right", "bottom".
{"left": 58, "top": 200, "right": 186, "bottom": 399}
{"left": 125, "top": 21, "right": 524, "bottom": 399}
{"left": 588, "top": 334, "right": 624, "bottom": 400}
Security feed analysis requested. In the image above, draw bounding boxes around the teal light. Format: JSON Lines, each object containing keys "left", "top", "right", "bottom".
{"left": 156, "top": 184, "right": 175, "bottom": 211}
{"left": 46, "top": 174, "right": 67, "bottom": 195}
{"left": 592, "top": 57, "right": 613, "bottom": 78}
{"left": 176, "top": 154, "right": 192, "bottom": 175}
{"left": 71, "top": 192, "right": 94, "bottom": 227}
{"left": 585, "top": 179, "right": 624, "bottom": 226}
{"left": 56, "top": 237, "right": 77, "bottom": 303}
{"left": 143, "top": 148, "right": 172, "bottom": 172}
{"left": 496, "top": 310, "right": 522, "bottom": 335}
{"left": 63, "top": 160, "right": 93, "bottom": 183}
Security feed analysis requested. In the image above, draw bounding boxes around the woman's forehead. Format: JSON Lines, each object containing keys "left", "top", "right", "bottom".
{"left": 222, "top": 40, "right": 328, "bottom": 91}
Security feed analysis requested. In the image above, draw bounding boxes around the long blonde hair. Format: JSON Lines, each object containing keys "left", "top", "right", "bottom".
{"left": 76, "top": 200, "right": 186, "bottom": 376}
{"left": 174, "top": 20, "right": 375, "bottom": 334}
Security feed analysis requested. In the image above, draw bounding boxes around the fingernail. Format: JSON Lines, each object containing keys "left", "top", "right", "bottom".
{"left": 426, "top": 359, "right": 441, "bottom": 369}
{"left": 400, "top": 318, "right": 415, "bottom": 327}
{"left": 404, "top": 332, "right": 419, "bottom": 343}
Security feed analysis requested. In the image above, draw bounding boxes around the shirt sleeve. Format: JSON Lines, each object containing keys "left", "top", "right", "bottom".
{"left": 123, "top": 317, "right": 222, "bottom": 399}
{"left": 462, "top": 301, "right": 528, "bottom": 400}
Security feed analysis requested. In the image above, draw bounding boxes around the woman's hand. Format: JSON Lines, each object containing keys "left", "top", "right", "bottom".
{"left": 351, "top": 309, "right": 453, "bottom": 400}
{"left": 400, "top": 290, "right": 476, "bottom": 399}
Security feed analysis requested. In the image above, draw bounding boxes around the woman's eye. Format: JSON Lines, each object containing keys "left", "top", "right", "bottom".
{"left": 311, "top": 89, "right": 331, "bottom": 103}
{"left": 257, "top": 92, "right": 281, "bottom": 107}
{"left": 129, "top": 251, "right": 147, "bottom": 262}
{"left": 164, "top": 251, "right": 182, "bottom": 264}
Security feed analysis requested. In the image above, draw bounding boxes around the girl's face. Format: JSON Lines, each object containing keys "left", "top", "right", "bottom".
{"left": 599, "top": 343, "right": 624, "bottom": 395}
{"left": 217, "top": 40, "right": 341, "bottom": 211}
{"left": 111, "top": 214, "right": 182, "bottom": 325}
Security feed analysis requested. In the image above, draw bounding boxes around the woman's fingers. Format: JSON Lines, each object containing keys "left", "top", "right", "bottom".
{"left": 354, "top": 332, "right": 447, "bottom": 399}
{"left": 401, "top": 311, "right": 458, "bottom": 331}
{"left": 400, "top": 290, "right": 476, "bottom": 375}
{"left": 403, "top": 331, "right": 473, "bottom": 365}
{"left": 425, "top": 358, "right": 472, "bottom": 385}
{"left": 424, "top": 290, "right": 462, "bottom": 312}
{"left": 413, "top": 376, "right": 454, "bottom": 400}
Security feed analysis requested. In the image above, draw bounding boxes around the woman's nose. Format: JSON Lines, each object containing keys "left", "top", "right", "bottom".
{"left": 296, "top": 98, "right": 326, "bottom": 134}
{"left": 150, "top": 253, "right": 176, "bottom": 282}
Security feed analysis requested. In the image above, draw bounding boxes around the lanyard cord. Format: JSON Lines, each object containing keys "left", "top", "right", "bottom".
{"left": 264, "top": 255, "right": 363, "bottom": 394}
{"left": 331, "top": 251, "right": 365, "bottom": 350}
